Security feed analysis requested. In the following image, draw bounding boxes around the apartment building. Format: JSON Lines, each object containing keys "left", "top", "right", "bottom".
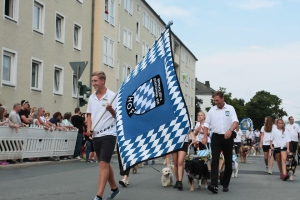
{"left": 93, "top": 0, "right": 197, "bottom": 124}
{"left": 0, "top": 0, "right": 93, "bottom": 114}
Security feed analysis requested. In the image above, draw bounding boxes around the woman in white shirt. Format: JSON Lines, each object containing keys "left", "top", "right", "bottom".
{"left": 259, "top": 116, "right": 274, "bottom": 174}
{"left": 270, "top": 119, "right": 290, "bottom": 181}
{"left": 234, "top": 125, "right": 243, "bottom": 156}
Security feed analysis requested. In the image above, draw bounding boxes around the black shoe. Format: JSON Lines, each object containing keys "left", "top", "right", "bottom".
{"left": 173, "top": 181, "right": 179, "bottom": 188}
{"left": 223, "top": 187, "right": 229, "bottom": 192}
{"left": 177, "top": 181, "right": 183, "bottom": 190}
{"left": 208, "top": 185, "right": 218, "bottom": 194}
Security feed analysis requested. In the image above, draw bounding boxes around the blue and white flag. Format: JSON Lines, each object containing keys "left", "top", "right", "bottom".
{"left": 116, "top": 28, "right": 191, "bottom": 170}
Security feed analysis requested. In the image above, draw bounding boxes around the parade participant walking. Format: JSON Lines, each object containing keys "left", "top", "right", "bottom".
{"left": 254, "top": 129, "right": 260, "bottom": 144}
{"left": 86, "top": 71, "right": 119, "bottom": 200}
{"left": 172, "top": 130, "right": 196, "bottom": 190}
{"left": 270, "top": 119, "right": 290, "bottom": 180}
{"left": 285, "top": 116, "right": 300, "bottom": 158}
{"left": 234, "top": 125, "right": 243, "bottom": 156}
{"left": 260, "top": 116, "right": 274, "bottom": 174}
{"left": 245, "top": 127, "right": 254, "bottom": 146}
{"left": 203, "top": 91, "right": 238, "bottom": 193}
{"left": 194, "top": 112, "right": 209, "bottom": 150}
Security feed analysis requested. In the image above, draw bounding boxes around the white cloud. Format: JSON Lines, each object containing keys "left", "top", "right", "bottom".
{"left": 149, "top": 2, "right": 190, "bottom": 18}
{"left": 250, "top": 45, "right": 264, "bottom": 50}
{"left": 237, "top": 0, "right": 281, "bottom": 10}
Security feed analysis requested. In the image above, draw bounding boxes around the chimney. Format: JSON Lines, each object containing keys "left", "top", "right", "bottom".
{"left": 205, "top": 81, "right": 210, "bottom": 87}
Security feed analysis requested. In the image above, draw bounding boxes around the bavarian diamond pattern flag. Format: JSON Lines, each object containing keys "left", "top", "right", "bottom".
{"left": 116, "top": 28, "right": 191, "bottom": 170}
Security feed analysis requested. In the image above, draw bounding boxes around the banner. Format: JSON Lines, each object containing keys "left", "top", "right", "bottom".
{"left": 116, "top": 28, "right": 191, "bottom": 170}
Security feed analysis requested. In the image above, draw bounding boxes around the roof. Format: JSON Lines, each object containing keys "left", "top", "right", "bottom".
{"left": 195, "top": 80, "right": 215, "bottom": 95}
{"left": 143, "top": 0, "right": 198, "bottom": 61}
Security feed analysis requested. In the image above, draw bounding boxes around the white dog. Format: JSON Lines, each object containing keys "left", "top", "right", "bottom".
{"left": 232, "top": 161, "right": 239, "bottom": 178}
{"left": 161, "top": 166, "right": 174, "bottom": 187}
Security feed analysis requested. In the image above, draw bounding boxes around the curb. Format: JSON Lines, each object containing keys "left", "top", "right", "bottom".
{"left": 0, "top": 159, "right": 81, "bottom": 170}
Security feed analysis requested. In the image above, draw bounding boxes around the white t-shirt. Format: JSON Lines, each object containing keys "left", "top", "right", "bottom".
{"left": 285, "top": 123, "right": 300, "bottom": 142}
{"left": 261, "top": 126, "right": 272, "bottom": 146}
{"left": 194, "top": 122, "right": 210, "bottom": 143}
{"left": 254, "top": 130, "right": 260, "bottom": 137}
{"left": 271, "top": 128, "right": 291, "bottom": 148}
{"left": 246, "top": 130, "right": 254, "bottom": 139}
{"left": 234, "top": 129, "right": 243, "bottom": 143}
{"left": 87, "top": 89, "right": 117, "bottom": 138}
{"left": 40, "top": 116, "right": 47, "bottom": 123}
{"left": 204, "top": 103, "right": 239, "bottom": 134}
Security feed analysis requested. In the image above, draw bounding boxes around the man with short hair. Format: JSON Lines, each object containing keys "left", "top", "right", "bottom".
{"left": 285, "top": 116, "right": 300, "bottom": 157}
{"left": 9, "top": 103, "right": 23, "bottom": 125}
{"left": 71, "top": 107, "right": 85, "bottom": 159}
{"left": 86, "top": 71, "right": 119, "bottom": 200}
{"left": 203, "top": 91, "right": 238, "bottom": 194}
{"left": 19, "top": 100, "right": 33, "bottom": 125}
{"left": 37, "top": 107, "right": 53, "bottom": 131}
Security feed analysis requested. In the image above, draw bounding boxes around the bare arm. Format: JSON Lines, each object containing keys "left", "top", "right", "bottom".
{"left": 20, "top": 115, "right": 32, "bottom": 124}
{"left": 106, "top": 103, "right": 116, "bottom": 118}
{"left": 87, "top": 113, "right": 92, "bottom": 136}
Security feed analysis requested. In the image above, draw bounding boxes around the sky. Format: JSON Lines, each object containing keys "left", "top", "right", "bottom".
{"left": 147, "top": 0, "right": 300, "bottom": 121}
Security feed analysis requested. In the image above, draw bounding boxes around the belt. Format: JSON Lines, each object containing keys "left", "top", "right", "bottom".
{"left": 96, "top": 124, "right": 114, "bottom": 134}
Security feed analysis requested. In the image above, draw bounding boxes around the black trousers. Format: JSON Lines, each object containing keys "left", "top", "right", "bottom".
{"left": 234, "top": 142, "right": 241, "bottom": 155}
{"left": 117, "top": 144, "right": 130, "bottom": 177}
{"left": 211, "top": 133, "right": 233, "bottom": 188}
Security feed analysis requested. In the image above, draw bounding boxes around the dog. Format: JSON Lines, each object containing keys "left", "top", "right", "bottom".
{"left": 184, "top": 158, "right": 209, "bottom": 191}
{"left": 232, "top": 159, "right": 239, "bottom": 178}
{"left": 251, "top": 143, "right": 261, "bottom": 156}
{"left": 286, "top": 153, "right": 297, "bottom": 180}
{"left": 239, "top": 144, "right": 250, "bottom": 163}
{"left": 161, "top": 166, "right": 174, "bottom": 187}
{"left": 131, "top": 162, "right": 144, "bottom": 174}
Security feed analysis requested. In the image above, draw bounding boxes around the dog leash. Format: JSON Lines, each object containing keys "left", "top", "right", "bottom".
{"left": 147, "top": 163, "right": 161, "bottom": 172}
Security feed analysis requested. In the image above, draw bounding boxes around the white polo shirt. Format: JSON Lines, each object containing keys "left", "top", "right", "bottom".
{"left": 87, "top": 89, "right": 117, "bottom": 138}
{"left": 271, "top": 128, "right": 291, "bottom": 149}
{"left": 234, "top": 129, "right": 243, "bottom": 143}
{"left": 254, "top": 130, "right": 260, "bottom": 137}
{"left": 285, "top": 123, "right": 300, "bottom": 142}
{"left": 204, "top": 103, "right": 238, "bottom": 134}
{"left": 261, "top": 126, "right": 272, "bottom": 146}
{"left": 246, "top": 130, "right": 254, "bottom": 139}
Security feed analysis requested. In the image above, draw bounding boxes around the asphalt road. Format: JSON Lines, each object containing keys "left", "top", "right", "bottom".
{"left": 0, "top": 155, "right": 299, "bottom": 200}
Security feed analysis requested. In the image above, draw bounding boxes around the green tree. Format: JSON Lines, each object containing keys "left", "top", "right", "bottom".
{"left": 209, "top": 87, "right": 246, "bottom": 121}
{"left": 246, "top": 90, "right": 288, "bottom": 129}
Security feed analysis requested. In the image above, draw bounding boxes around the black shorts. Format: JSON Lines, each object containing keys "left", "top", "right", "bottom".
{"left": 175, "top": 142, "right": 189, "bottom": 153}
{"left": 93, "top": 135, "right": 116, "bottom": 163}
{"left": 263, "top": 145, "right": 270, "bottom": 152}
{"left": 274, "top": 147, "right": 287, "bottom": 153}
{"left": 289, "top": 141, "right": 298, "bottom": 153}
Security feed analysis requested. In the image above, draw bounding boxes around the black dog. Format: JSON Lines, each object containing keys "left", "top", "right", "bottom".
{"left": 185, "top": 158, "right": 209, "bottom": 191}
{"left": 287, "top": 153, "right": 297, "bottom": 180}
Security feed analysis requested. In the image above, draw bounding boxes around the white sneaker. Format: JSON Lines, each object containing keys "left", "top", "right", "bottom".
{"left": 75, "top": 156, "right": 81, "bottom": 159}
{"left": 265, "top": 167, "right": 268, "bottom": 173}
{"left": 268, "top": 169, "right": 272, "bottom": 174}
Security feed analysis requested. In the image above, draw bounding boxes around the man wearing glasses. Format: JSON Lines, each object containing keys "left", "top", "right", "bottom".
{"left": 19, "top": 100, "right": 33, "bottom": 126}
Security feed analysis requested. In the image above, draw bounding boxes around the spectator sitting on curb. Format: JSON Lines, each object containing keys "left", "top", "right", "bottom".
{"left": 19, "top": 100, "right": 33, "bottom": 126}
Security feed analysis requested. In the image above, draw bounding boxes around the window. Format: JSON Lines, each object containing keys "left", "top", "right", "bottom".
{"left": 143, "top": 11, "right": 149, "bottom": 30}
{"left": 118, "top": 22, "right": 121, "bottom": 42}
{"left": 191, "top": 97, "right": 193, "bottom": 107}
{"left": 181, "top": 50, "right": 185, "bottom": 64}
{"left": 31, "top": 58, "right": 43, "bottom": 90}
{"left": 191, "top": 79, "right": 194, "bottom": 89}
{"left": 124, "top": 0, "right": 132, "bottom": 14}
{"left": 74, "top": 23, "right": 82, "bottom": 50}
{"left": 72, "top": 74, "right": 78, "bottom": 96}
{"left": 180, "top": 71, "right": 186, "bottom": 82}
{"left": 117, "top": 60, "right": 120, "bottom": 80}
{"left": 157, "top": 26, "right": 161, "bottom": 37}
{"left": 55, "top": 13, "right": 65, "bottom": 43}
{"left": 53, "top": 66, "right": 64, "bottom": 95}
{"left": 2, "top": 48, "right": 17, "bottom": 86}
{"left": 123, "top": 27, "right": 132, "bottom": 49}
{"left": 109, "top": 0, "right": 115, "bottom": 25}
{"left": 142, "top": 42, "right": 149, "bottom": 57}
{"left": 76, "top": 0, "right": 83, "bottom": 3}
{"left": 122, "top": 63, "right": 131, "bottom": 81}
{"left": 103, "top": 36, "right": 114, "bottom": 67}
{"left": 135, "top": 53, "right": 139, "bottom": 65}
{"left": 4, "top": 0, "right": 19, "bottom": 22}
{"left": 137, "top": 3, "right": 140, "bottom": 12}
{"left": 136, "top": 21, "right": 139, "bottom": 42}
{"left": 33, "top": 1, "right": 44, "bottom": 33}
{"left": 151, "top": 20, "right": 156, "bottom": 36}
{"left": 185, "top": 75, "right": 189, "bottom": 86}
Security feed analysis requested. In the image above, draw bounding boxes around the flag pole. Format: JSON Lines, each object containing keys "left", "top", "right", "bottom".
{"left": 90, "top": 92, "right": 118, "bottom": 133}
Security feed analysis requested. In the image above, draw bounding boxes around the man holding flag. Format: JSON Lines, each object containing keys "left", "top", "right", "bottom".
{"left": 87, "top": 71, "right": 119, "bottom": 200}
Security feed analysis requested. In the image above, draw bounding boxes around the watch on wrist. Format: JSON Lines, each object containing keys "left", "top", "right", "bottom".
{"left": 229, "top": 128, "right": 234, "bottom": 132}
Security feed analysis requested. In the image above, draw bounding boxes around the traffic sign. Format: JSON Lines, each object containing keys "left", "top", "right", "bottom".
{"left": 69, "top": 61, "right": 88, "bottom": 79}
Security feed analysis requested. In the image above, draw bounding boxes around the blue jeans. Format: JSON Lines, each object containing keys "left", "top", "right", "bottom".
{"left": 86, "top": 140, "right": 91, "bottom": 161}
{"left": 73, "top": 133, "right": 83, "bottom": 158}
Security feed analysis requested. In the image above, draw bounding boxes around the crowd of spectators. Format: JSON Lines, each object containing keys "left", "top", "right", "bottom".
{"left": 0, "top": 100, "right": 97, "bottom": 165}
